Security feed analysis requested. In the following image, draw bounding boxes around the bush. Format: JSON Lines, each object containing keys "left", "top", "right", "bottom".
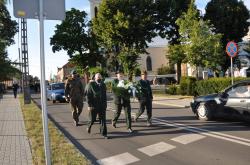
{"left": 178, "top": 76, "right": 197, "bottom": 96}
{"left": 157, "top": 65, "right": 176, "bottom": 75}
{"left": 195, "top": 77, "right": 250, "bottom": 96}
{"left": 105, "top": 81, "right": 112, "bottom": 92}
{"left": 89, "top": 67, "right": 108, "bottom": 78}
{"left": 166, "top": 84, "right": 178, "bottom": 95}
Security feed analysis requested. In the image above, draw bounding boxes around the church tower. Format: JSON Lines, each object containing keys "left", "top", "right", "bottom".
{"left": 89, "top": 0, "right": 102, "bottom": 18}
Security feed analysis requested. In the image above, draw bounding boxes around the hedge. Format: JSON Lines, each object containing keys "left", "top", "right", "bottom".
{"left": 178, "top": 77, "right": 250, "bottom": 96}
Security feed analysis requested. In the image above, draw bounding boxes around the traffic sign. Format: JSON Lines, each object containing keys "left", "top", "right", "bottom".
{"left": 226, "top": 41, "right": 238, "bottom": 58}
{"left": 13, "top": 0, "right": 65, "bottom": 20}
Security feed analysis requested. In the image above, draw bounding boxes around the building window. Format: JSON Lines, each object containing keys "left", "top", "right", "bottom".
{"left": 94, "top": 6, "right": 98, "bottom": 18}
{"left": 146, "top": 56, "right": 152, "bottom": 71}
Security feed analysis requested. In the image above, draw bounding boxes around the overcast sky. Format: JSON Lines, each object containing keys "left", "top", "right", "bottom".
{"left": 6, "top": 0, "right": 250, "bottom": 80}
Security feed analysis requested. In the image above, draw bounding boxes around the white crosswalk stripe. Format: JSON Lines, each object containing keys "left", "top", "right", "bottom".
{"left": 171, "top": 133, "right": 206, "bottom": 144}
{"left": 138, "top": 142, "right": 176, "bottom": 157}
{"left": 97, "top": 152, "right": 140, "bottom": 165}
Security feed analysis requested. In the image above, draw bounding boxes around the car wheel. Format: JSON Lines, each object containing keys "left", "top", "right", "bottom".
{"left": 52, "top": 100, "right": 56, "bottom": 103}
{"left": 196, "top": 102, "right": 212, "bottom": 121}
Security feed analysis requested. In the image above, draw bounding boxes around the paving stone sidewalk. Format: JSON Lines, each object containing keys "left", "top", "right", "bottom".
{"left": 0, "top": 93, "right": 32, "bottom": 165}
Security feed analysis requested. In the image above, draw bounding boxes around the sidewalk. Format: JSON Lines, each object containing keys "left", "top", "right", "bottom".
{"left": 152, "top": 95, "right": 192, "bottom": 108}
{"left": 0, "top": 92, "right": 32, "bottom": 165}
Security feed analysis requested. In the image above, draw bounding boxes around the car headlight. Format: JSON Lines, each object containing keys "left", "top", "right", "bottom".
{"left": 214, "top": 97, "right": 221, "bottom": 104}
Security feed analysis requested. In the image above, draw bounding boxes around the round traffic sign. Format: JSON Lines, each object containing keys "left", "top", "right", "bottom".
{"left": 226, "top": 41, "right": 238, "bottom": 57}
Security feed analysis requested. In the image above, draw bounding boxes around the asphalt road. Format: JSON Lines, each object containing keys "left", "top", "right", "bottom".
{"left": 32, "top": 95, "right": 250, "bottom": 165}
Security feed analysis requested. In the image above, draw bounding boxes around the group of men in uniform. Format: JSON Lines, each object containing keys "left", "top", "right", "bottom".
{"left": 64, "top": 69, "right": 153, "bottom": 139}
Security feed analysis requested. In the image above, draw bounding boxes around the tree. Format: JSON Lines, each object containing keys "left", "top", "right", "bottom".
{"left": 204, "top": 0, "right": 250, "bottom": 71}
{"left": 0, "top": 3, "right": 17, "bottom": 48}
{"left": 50, "top": 8, "right": 103, "bottom": 69}
{"left": 92, "top": 0, "right": 157, "bottom": 78}
{"left": 167, "top": 44, "right": 186, "bottom": 81}
{"left": 176, "top": 0, "right": 223, "bottom": 78}
{"left": 0, "top": 2, "right": 19, "bottom": 81}
{"left": 155, "top": 0, "right": 191, "bottom": 45}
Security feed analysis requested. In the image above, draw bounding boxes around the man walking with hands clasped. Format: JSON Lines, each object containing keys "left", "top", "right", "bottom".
{"left": 85, "top": 73, "right": 109, "bottom": 139}
{"left": 134, "top": 70, "right": 153, "bottom": 126}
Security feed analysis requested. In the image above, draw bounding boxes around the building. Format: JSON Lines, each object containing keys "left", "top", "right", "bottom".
{"left": 56, "top": 62, "right": 75, "bottom": 82}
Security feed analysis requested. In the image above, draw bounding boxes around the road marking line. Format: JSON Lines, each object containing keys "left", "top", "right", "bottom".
{"left": 154, "top": 118, "right": 250, "bottom": 147}
{"left": 138, "top": 142, "right": 176, "bottom": 157}
{"left": 152, "top": 101, "right": 188, "bottom": 108}
{"left": 97, "top": 152, "right": 140, "bottom": 165}
{"left": 171, "top": 133, "right": 205, "bottom": 144}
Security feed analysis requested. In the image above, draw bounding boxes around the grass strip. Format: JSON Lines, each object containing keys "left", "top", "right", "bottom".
{"left": 19, "top": 96, "right": 90, "bottom": 165}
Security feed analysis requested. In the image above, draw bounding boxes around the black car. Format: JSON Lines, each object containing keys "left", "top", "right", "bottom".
{"left": 190, "top": 80, "right": 250, "bottom": 122}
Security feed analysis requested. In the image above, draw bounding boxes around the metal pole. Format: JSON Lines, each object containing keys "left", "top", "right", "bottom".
{"left": 231, "top": 57, "right": 233, "bottom": 85}
{"left": 39, "top": 0, "right": 51, "bottom": 164}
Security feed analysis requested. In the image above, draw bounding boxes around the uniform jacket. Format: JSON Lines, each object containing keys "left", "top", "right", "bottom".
{"left": 65, "top": 77, "right": 84, "bottom": 100}
{"left": 137, "top": 79, "right": 153, "bottom": 100}
{"left": 85, "top": 81, "right": 107, "bottom": 111}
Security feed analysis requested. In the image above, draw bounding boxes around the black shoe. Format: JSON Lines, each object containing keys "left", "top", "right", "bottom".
{"left": 103, "top": 135, "right": 110, "bottom": 139}
{"left": 127, "top": 128, "right": 133, "bottom": 133}
{"left": 87, "top": 127, "right": 91, "bottom": 134}
{"left": 112, "top": 121, "right": 116, "bottom": 128}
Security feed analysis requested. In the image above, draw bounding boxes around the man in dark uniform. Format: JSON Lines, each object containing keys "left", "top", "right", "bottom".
{"left": 85, "top": 73, "right": 109, "bottom": 139}
{"left": 134, "top": 70, "right": 153, "bottom": 126}
{"left": 65, "top": 70, "right": 85, "bottom": 126}
{"left": 111, "top": 70, "right": 133, "bottom": 133}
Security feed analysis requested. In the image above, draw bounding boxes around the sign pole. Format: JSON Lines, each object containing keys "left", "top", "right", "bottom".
{"left": 226, "top": 41, "right": 238, "bottom": 85}
{"left": 39, "top": 0, "right": 51, "bottom": 164}
{"left": 231, "top": 57, "right": 233, "bottom": 85}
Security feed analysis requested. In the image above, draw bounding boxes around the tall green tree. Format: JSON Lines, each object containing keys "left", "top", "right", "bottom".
{"left": 204, "top": 0, "right": 250, "bottom": 71}
{"left": 0, "top": 2, "right": 19, "bottom": 81}
{"left": 50, "top": 8, "right": 103, "bottom": 69}
{"left": 176, "top": 0, "right": 223, "bottom": 78}
{"left": 155, "top": 0, "right": 191, "bottom": 45}
{"left": 92, "top": 0, "right": 157, "bottom": 77}
{"left": 155, "top": 0, "right": 190, "bottom": 82}
{"left": 166, "top": 44, "right": 186, "bottom": 81}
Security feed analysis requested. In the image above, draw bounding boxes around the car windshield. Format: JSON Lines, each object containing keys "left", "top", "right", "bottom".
{"left": 52, "top": 83, "right": 64, "bottom": 90}
{"left": 226, "top": 83, "right": 250, "bottom": 98}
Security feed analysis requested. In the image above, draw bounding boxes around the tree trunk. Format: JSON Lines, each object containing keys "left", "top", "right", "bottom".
{"left": 176, "top": 62, "right": 182, "bottom": 83}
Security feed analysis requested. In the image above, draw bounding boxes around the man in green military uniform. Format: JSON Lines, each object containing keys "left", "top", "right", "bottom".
{"left": 85, "top": 73, "right": 109, "bottom": 139}
{"left": 111, "top": 70, "right": 133, "bottom": 133}
{"left": 65, "top": 70, "right": 85, "bottom": 126}
{"left": 134, "top": 70, "right": 153, "bottom": 126}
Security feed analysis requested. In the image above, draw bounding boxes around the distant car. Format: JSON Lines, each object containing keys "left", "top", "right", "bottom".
{"left": 190, "top": 80, "right": 250, "bottom": 122}
{"left": 47, "top": 83, "right": 66, "bottom": 103}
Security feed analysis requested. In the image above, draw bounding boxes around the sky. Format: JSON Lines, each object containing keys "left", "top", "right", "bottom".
{"left": 6, "top": 0, "right": 250, "bottom": 80}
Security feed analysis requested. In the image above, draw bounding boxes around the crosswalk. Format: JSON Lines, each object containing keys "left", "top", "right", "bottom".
{"left": 99, "top": 105, "right": 250, "bottom": 165}
{"left": 97, "top": 132, "right": 205, "bottom": 165}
